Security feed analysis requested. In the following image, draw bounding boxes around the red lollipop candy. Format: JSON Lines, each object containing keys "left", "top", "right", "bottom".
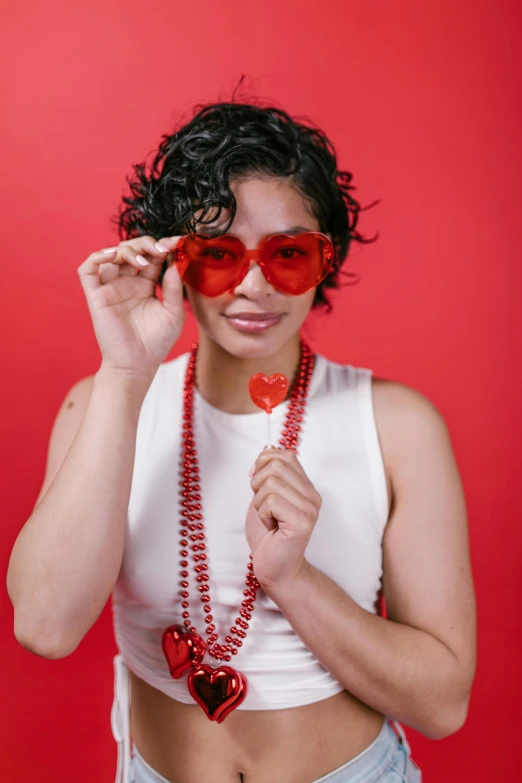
{"left": 248, "top": 373, "right": 289, "bottom": 414}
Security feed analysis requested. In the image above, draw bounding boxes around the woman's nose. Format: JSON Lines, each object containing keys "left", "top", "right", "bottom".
{"left": 233, "top": 259, "right": 276, "bottom": 297}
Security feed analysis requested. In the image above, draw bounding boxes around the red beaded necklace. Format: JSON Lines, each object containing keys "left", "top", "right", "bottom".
{"left": 162, "top": 337, "right": 315, "bottom": 722}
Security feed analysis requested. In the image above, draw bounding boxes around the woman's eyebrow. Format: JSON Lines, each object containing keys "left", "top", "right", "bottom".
{"left": 279, "top": 226, "right": 312, "bottom": 235}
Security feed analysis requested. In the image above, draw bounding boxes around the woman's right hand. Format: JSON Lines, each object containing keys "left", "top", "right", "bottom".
{"left": 78, "top": 235, "right": 185, "bottom": 377}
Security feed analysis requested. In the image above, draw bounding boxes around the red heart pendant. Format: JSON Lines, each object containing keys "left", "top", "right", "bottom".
{"left": 249, "top": 373, "right": 289, "bottom": 414}
{"left": 188, "top": 664, "right": 248, "bottom": 722}
{"left": 162, "top": 625, "right": 207, "bottom": 679}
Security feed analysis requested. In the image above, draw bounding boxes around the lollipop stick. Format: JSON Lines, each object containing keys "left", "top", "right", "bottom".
{"left": 266, "top": 412, "right": 272, "bottom": 448}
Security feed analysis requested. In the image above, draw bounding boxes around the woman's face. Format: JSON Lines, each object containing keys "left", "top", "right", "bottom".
{"left": 180, "top": 175, "right": 325, "bottom": 360}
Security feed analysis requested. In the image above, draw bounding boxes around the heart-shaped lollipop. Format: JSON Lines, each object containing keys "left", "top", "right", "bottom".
{"left": 248, "top": 373, "right": 289, "bottom": 414}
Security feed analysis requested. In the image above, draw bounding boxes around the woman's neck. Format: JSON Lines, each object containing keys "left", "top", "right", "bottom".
{"left": 194, "top": 333, "right": 302, "bottom": 414}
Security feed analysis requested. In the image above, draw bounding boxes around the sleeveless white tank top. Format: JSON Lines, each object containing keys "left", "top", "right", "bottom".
{"left": 110, "top": 350, "right": 390, "bottom": 782}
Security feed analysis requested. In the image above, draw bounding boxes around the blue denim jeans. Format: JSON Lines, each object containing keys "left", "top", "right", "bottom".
{"left": 128, "top": 717, "right": 422, "bottom": 782}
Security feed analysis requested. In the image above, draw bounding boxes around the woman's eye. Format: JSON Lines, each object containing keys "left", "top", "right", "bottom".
{"left": 200, "top": 247, "right": 234, "bottom": 261}
{"left": 275, "top": 247, "right": 305, "bottom": 260}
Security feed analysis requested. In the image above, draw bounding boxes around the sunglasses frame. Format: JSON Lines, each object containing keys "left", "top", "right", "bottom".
{"left": 174, "top": 231, "right": 335, "bottom": 297}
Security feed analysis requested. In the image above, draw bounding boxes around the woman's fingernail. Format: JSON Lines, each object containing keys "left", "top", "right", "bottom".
{"left": 155, "top": 242, "right": 169, "bottom": 252}
{"left": 102, "top": 247, "right": 117, "bottom": 254}
{"left": 248, "top": 464, "right": 256, "bottom": 478}
{"left": 136, "top": 254, "right": 150, "bottom": 266}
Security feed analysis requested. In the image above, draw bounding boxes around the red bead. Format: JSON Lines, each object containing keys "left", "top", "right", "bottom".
{"left": 181, "top": 591, "right": 189, "bottom": 598}
{"left": 182, "top": 611, "right": 189, "bottom": 619}
{"left": 182, "top": 601, "right": 189, "bottom": 609}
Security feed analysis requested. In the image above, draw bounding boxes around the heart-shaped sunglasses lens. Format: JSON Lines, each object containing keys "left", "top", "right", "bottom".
{"left": 175, "top": 234, "right": 247, "bottom": 297}
{"left": 260, "top": 233, "right": 334, "bottom": 295}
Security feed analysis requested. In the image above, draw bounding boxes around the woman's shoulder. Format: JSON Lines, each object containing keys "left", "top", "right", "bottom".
{"left": 370, "top": 375, "right": 447, "bottom": 436}
{"left": 370, "top": 374, "right": 452, "bottom": 507}
{"left": 318, "top": 353, "right": 442, "bottom": 417}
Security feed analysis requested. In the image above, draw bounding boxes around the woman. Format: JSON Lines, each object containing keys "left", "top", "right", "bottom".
{"left": 7, "top": 99, "right": 476, "bottom": 783}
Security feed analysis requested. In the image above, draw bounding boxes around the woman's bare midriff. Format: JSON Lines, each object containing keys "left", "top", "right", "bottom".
{"left": 129, "top": 671, "right": 386, "bottom": 783}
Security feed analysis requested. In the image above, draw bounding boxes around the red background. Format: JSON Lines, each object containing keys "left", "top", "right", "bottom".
{"left": 2, "top": 1, "right": 521, "bottom": 780}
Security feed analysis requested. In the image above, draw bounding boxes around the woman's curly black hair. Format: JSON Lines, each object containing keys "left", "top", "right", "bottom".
{"left": 112, "top": 81, "right": 377, "bottom": 311}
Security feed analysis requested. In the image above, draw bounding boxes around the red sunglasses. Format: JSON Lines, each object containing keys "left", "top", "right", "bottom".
{"left": 173, "top": 231, "right": 334, "bottom": 297}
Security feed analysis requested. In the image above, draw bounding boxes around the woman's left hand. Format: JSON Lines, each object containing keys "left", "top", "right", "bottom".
{"left": 245, "top": 447, "right": 322, "bottom": 591}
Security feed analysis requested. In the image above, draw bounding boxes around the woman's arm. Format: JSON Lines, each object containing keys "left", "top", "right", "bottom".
{"left": 259, "top": 381, "right": 477, "bottom": 740}
{"left": 6, "top": 367, "right": 155, "bottom": 658}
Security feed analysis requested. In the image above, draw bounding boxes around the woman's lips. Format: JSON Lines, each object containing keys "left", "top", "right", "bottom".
{"left": 224, "top": 312, "right": 283, "bottom": 332}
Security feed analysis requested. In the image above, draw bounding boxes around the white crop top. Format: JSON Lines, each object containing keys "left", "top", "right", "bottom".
{"left": 110, "top": 350, "right": 390, "bottom": 782}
